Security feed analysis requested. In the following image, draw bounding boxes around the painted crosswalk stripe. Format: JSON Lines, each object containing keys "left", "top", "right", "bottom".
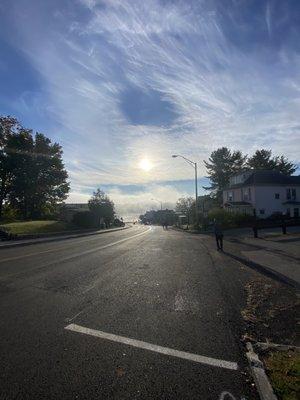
{"left": 65, "top": 323, "right": 238, "bottom": 371}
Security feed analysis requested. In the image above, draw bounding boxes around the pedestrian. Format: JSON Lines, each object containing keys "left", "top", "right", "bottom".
{"left": 214, "top": 219, "right": 224, "bottom": 251}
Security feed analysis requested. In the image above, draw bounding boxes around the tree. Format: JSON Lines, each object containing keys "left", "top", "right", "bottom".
{"left": 8, "top": 131, "right": 69, "bottom": 219}
{"left": 246, "top": 149, "right": 275, "bottom": 170}
{"left": 0, "top": 116, "right": 20, "bottom": 218}
{"left": 0, "top": 115, "right": 69, "bottom": 220}
{"left": 275, "top": 155, "right": 297, "bottom": 176}
{"left": 204, "top": 147, "right": 246, "bottom": 203}
{"left": 88, "top": 189, "right": 115, "bottom": 228}
{"left": 247, "top": 149, "right": 296, "bottom": 175}
{"left": 175, "top": 197, "right": 195, "bottom": 224}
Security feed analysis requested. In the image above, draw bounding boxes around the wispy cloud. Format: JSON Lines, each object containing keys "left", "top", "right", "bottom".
{"left": 1, "top": 0, "right": 300, "bottom": 215}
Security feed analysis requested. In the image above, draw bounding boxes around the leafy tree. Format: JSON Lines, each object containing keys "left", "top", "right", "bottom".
{"left": 247, "top": 149, "right": 296, "bottom": 175}
{"left": 175, "top": 197, "right": 195, "bottom": 224}
{"left": 0, "top": 116, "right": 20, "bottom": 218}
{"left": 8, "top": 131, "right": 69, "bottom": 219}
{"left": 204, "top": 147, "right": 246, "bottom": 203}
{"left": 88, "top": 189, "right": 115, "bottom": 228}
{"left": 0, "top": 115, "right": 69, "bottom": 220}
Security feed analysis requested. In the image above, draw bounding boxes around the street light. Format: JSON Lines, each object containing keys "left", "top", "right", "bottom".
{"left": 172, "top": 154, "right": 198, "bottom": 226}
{"left": 151, "top": 198, "right": 163, "bottom": 210}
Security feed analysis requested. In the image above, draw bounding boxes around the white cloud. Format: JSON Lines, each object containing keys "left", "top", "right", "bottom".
{"left": 4, "top": 0, "right": 300, "bottom": 205}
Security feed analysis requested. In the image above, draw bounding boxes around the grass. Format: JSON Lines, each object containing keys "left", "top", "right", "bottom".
{"left": 0, "top": 220, "right": 79, "bottom": 235}
{"left": 263, "top": 350, "right": 300, "bottom": 400}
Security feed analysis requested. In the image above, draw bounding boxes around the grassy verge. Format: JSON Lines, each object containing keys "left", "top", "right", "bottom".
{"left": 263, "top": 350, "right": 300, "bottom": 400}
{"left": 241, "top": 276, "right": 299, "bottom": 345}
{"left": 0, "top": 220, "right": 80, "bottom": 235}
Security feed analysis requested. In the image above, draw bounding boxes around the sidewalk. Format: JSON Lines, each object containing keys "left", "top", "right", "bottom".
{"left": 223, "top": 232, "right": 300, "bottom": 289}
{"left": 0, "top": 225, "right": 131, "bottom": 249}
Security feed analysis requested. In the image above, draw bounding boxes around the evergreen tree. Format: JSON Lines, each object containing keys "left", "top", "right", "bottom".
{"left": 204, "top": 147, "right": 246, "bottom": 203}
{"left": 247, "top": 149, "right": 296, "bottom": 175}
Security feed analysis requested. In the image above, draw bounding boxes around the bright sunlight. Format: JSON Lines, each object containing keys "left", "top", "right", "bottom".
{"left": 139, "top": 158, "right": 153, "bottom": 172}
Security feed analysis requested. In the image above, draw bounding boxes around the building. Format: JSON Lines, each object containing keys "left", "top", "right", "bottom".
{"left": 223, "top": 170, "right": 300, "bottom": 218}
{"left": 60, "top": 203, "right": 89, "bottom": 222}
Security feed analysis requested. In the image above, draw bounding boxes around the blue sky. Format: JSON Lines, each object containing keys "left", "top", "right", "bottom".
{"left": 1, "top": 0, "right": 300, "bottom": 217}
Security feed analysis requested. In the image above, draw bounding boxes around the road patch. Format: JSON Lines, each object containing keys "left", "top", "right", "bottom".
{"left": 65, "top": 323, "right": 238, "bottom": 371}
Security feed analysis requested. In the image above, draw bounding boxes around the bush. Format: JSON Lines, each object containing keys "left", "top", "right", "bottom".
{"left": 208, "top": 208, "right": 255, "bottom": 229}
{"left": 72, "top": 211, "right": 97, "bottom": 229}
{"left": 0, "top": 205, "right": 20, "bottom": 223}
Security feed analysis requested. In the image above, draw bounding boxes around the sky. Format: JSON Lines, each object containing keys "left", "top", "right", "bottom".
{"left": 1, "top": 0, "right": 300, "bottom": 218}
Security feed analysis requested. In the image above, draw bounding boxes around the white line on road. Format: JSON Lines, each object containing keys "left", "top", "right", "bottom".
{"left": 0, "top": 227, "right": 151, "bottom": 264}
{"left": 65, "top": 323, "right": 238, "bottom": 371}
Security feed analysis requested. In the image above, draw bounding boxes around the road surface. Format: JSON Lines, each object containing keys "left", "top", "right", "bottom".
{"left": 0, "top": 225, "right": 255, "bottom": 399}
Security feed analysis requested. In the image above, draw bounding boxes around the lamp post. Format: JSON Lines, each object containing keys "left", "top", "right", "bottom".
{"left": 172, "top": 154, "right": 198, "bottom": 226}
{"left": 151, "top": 198, "right": 163, "bottom": 210}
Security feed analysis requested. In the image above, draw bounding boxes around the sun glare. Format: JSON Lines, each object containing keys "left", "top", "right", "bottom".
{"left": 139, "top": 158, "right": 153, "bottom": 172}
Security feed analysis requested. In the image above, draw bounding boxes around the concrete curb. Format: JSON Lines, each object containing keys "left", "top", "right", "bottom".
{"left": 246, "top": 342, "right": 278, "bottom": 400}
{"left": 172, "top": 227, "right": 300, "bottom": 289}
{"left": 222, "top": 251, "right": 300, "bottom": 290}
{"left": 0, "top": 226, "right": 131, "bottom": 249}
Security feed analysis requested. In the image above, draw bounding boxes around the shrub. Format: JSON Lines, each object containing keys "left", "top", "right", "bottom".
{"left": 72, "top": 211, "right": 97, "bottom": 228}
{"left": 208, "top": 208, "right": 255, "bottom": 229}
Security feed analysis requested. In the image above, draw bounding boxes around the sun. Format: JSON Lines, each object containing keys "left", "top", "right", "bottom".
{"left": 139, "top": 158, "right": 153, "bottom": 172}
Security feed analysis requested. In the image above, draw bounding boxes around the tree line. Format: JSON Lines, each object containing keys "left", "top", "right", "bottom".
{"left": 0, "top": 116, "right": 69, "bottom": 220}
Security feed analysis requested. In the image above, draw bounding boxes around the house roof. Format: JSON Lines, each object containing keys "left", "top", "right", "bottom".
{"left": 227, "top": 170, "right": 300, "bottom": 189}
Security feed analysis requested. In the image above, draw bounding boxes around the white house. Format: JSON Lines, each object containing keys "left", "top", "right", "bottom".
{"left": 223, "top": 170, "right": 300, "bottom": 218}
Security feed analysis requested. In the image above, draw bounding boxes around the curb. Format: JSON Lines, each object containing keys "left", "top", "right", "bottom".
{"left": 222, "top": 251, "right": 300, "bottom": 290}
{"left": 173, "top": 227, "right": 300, "bottom": 289}
{"left": 0, "top": 226, "right": 131, "bottom": 249}
{"left": 246, "top": 342, "right": 278, "bottom": 400}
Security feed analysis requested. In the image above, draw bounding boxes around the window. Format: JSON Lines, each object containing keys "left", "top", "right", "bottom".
{"left": 286, "top": 188, "right": 291, "bottom": 200}
{"left": 292, "top": 188, "right": 296, "bottom": 200}
{"left": 259, "top": 209, "right": 265, "bottom": 215}
{"left": 243, "top": 189, "right": 248, "bottom": 201}
{"left": 294, "top": 208, "right": 299, "bottom": 218}
{"left": 227, "top": 191, "right": 233, "bottom": 201}
{"left": 275, "top": 193, "right": 280, "bottom": 199}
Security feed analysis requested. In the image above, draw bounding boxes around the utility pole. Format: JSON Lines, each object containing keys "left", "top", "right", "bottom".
{"left": 172, "top": 155, "right": 198, "bottom": 226}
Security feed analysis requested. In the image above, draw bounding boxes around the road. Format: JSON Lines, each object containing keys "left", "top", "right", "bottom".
{"left": 0, "top": 225, "right": 255, "bottom": 400}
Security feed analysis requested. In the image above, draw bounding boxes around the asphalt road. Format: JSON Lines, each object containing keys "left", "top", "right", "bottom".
{"left": 0, "top": 225, "right": 255, "bottom": 400}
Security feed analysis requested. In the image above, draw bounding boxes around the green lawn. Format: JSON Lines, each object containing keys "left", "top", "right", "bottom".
{"left": 0, "top": 220, "right": 79, "bottom": 235}
{"left": 264, "top": 350, "right": 300, "bottom": 400}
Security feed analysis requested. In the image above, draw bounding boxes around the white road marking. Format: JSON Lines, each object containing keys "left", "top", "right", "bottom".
{"left": 0, "top": 227, "right": 151, "bottom": 264}
{"left": 65, "top": 323, "right": 238, "bottom": 371}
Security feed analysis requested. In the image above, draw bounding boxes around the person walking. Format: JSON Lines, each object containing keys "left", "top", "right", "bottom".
{"left": 214, "top": 220, "right": 224, "bottom": 251}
